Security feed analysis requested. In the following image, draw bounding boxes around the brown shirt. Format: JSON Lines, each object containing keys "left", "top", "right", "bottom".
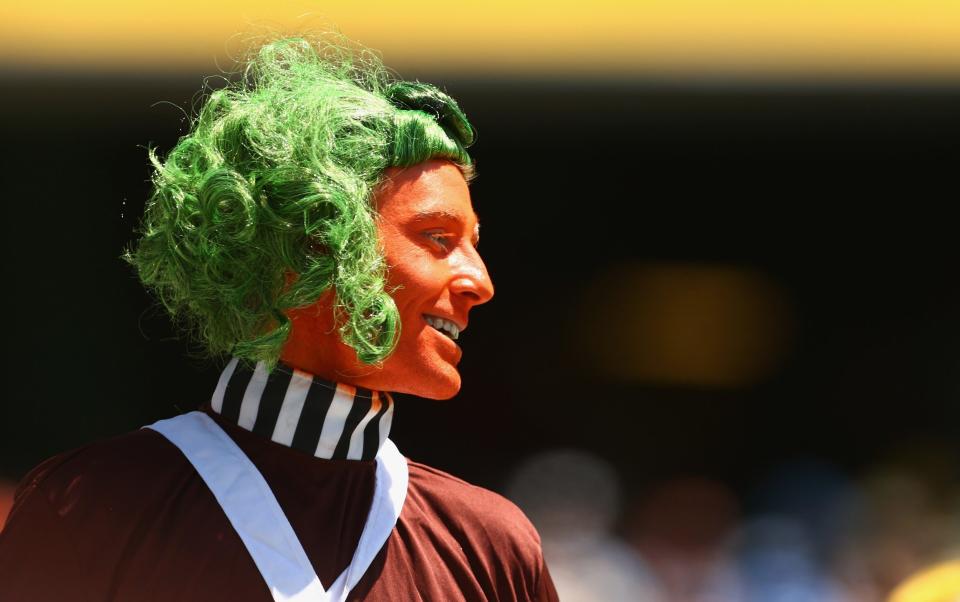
{"left": 0, "top": 409, "right": 558, "bottom": 601}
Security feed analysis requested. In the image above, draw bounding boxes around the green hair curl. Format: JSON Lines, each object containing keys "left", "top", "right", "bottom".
{"left": 126, "top": 36, "right": 474, "bottom": 368}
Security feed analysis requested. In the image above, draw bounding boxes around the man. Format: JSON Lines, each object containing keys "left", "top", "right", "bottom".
{"left": 0, "top": 37, "right": 558, "bottom": 601}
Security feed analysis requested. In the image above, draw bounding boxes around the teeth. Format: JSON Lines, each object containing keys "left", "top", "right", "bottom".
{"left": 425, "top": 315, "right": 460, "bottom": 340}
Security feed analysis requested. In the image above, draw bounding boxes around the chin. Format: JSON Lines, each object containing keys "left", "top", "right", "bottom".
{"left": 412, "top": 372, "right": 462, "bottom": 400}
{"left": 394, "top": 363, "right": 462, "bottom": 400}
{"left": 371, "top": 329, "right": 465, "bottom": 398}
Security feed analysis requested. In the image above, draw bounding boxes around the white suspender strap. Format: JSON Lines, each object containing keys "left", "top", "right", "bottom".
{"left": 146, "top": 411, "right": 408, "bottom": 602}
{"left": 342, "top": 438, "right": 407, "bottom": 593}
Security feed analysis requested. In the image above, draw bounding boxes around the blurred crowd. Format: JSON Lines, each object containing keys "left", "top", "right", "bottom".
{"left": 506, "top": 449, "right": 960, "bottom": 602}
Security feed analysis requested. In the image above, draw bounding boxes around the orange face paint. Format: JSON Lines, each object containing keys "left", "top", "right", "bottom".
{"left": 281, "top": 159, "right": 494, "bottom": 399}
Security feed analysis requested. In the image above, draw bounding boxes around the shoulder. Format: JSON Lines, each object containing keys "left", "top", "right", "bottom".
{"left": 403, "top": 459, "right": 543, "bottom": 557}
{"left": 7, "top": 425, "right": 188, "bottom": 527}
{"left": 0, "top": 426, "right": 190, "bottom": 599}
{"left": 397, "top": 459, "right": 555, "bottom": 599}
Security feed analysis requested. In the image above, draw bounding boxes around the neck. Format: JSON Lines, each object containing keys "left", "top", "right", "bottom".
{"left": 209, "top": 358, "right": 394, "bottom": 461}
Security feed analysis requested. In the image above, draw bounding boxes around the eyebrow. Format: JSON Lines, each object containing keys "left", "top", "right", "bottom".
{"left": 410, "top": 209, "right": 479, "bottom": 223}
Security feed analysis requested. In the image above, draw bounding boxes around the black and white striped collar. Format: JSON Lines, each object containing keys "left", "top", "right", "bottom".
{"left": 210, "top": 358, "right": 395, "bottom": 462}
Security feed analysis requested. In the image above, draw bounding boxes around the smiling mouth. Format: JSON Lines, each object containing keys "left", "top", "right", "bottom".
{"left": 423, "top": 314, "right": 461, "bottom": 341}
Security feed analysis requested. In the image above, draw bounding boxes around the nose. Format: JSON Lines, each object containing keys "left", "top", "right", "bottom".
{"left": 450, "top": 246, "right": 495, "bottom": 306}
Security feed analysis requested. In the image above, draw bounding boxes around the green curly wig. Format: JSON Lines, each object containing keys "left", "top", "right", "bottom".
{"left": 126, "top": 37, "right": 475, "bottom": 368}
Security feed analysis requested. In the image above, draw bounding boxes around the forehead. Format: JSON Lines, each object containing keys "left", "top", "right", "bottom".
{"left": 376, "top": 160, "right": 477, "bottom": 224}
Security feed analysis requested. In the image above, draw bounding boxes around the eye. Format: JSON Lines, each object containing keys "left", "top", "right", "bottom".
{"left": 423, "top": 229, "right": 455, "bottom": 251}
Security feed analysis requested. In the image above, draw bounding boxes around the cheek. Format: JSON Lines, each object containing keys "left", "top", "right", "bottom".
{"left": 381, "top": 246, "right": 447, "bottom": 318}
{"left": 387, "top": 265, "right": 437, "bottom": 306}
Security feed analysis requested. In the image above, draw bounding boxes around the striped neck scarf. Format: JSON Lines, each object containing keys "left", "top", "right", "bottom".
{"left": 209, "top": 358, "right": 394, "bottom": 461}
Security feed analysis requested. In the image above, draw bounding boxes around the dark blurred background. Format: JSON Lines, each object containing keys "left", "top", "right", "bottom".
{"left": 2, "top": 4, "right": 960, "bottom": 600}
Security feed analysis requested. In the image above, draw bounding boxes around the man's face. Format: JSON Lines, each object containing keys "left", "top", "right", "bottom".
{"left": 281, "top": 159, "right": 494, "bottom": 399}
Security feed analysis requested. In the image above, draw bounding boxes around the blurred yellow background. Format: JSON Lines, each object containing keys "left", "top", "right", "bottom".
{"left": 2, "top": 0, "right": 960, "bottom": 77}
